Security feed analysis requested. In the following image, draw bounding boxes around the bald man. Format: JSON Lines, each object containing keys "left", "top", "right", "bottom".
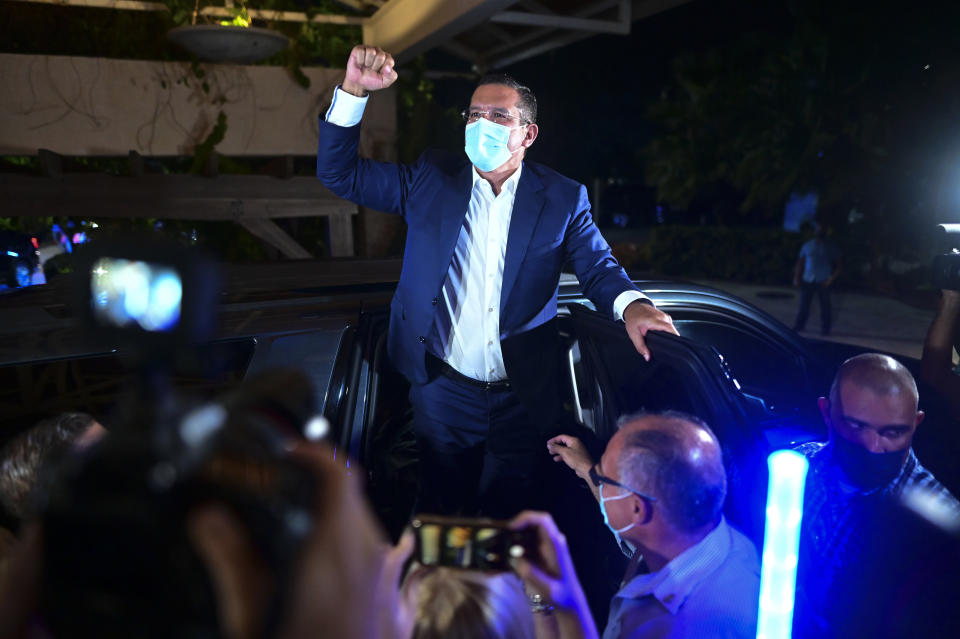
{"left": 548, "top": 411, "right": 760, "bottom": 639}
{"left": 794, "top": 353, "right": 960, "bottom": 637}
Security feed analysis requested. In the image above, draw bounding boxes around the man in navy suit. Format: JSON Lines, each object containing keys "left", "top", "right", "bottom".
{"left": 317, "top": 45, "right": 678, "bottom": 517}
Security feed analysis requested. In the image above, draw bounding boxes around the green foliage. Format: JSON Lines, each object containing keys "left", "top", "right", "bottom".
{"left": 644, "top": 225, "right": 805, "bottom": 284}
{"left": 190, "top": 111, "right": 228, "bottom": 173}
{"left": 395, "top": 57, "right": 461, "bottom": 163}
{"left": 640, "top": 3, "right": 960, "bottom": 227}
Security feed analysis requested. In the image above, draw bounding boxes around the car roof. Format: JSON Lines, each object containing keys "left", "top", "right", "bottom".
{"left": 0, "top": 260, "right": 799, "bottom": 366}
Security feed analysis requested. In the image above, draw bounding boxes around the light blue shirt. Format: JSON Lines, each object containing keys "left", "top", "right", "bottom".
{"left": 602, "top": 517, "right": 760, "bottom": 639}
{"left": 798, "top": 239, "right": 837, "bottom": 284}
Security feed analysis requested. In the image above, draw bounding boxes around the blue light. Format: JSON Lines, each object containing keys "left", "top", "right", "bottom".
{"left": 756, "top": 450, "right": 809, "bottom": 639}
{"left": 6, "top": 250, "right": 18, "bottom": 258}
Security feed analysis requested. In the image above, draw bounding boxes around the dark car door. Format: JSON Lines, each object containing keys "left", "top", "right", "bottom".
{"left": 566, "top": 303, "right": 775, "bottom": 544}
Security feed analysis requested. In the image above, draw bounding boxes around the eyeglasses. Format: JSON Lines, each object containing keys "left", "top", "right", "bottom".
{"left": 461, "top": 109, "right": 530, "bottom": 126}
{"left": 589, "top": 465, "right": 658, "bottom": 504}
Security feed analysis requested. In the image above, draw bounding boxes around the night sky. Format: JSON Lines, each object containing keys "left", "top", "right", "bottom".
{"left": 423, "top": 0, "right": 960, "bottom": 228}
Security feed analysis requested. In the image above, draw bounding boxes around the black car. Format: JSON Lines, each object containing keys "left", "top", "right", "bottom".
{"left": 0, "top": 230, "right": 40, "bottom": 289}
{"left": 4, "top": 259, "right": 957, "bottom": 624}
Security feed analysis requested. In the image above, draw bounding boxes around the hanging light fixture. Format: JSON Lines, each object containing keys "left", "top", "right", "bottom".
{"left": 167, "top": 0, "right": 290, "bottom": 64}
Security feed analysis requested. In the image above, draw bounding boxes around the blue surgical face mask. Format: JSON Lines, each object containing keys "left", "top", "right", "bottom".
{"left": 464, "top": 118, "right": 523, "bottom": 172}
{"left": 599, "top": 489, "right": 636, "bottom": 547}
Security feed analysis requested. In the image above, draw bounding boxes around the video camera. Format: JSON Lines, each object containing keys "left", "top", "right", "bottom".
{"left": 932, "top": 224, "right": 960, "bottom": 291}
{"left": 38, "top": 234, "right": 321, "bottom": 638}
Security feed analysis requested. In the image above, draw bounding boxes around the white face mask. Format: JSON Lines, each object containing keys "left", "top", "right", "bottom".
{"left": 599, "top": 488, "right": 636, "bottom": 545}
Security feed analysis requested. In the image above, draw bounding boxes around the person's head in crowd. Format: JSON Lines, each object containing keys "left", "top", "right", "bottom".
{"left": 819, "top": 353, "right": 924, "bottom": 490}
{"left": 0, "top": 412, "right": 105, "bottom": 523}
{"left": 401, "top": 565, "right": 534, "bottom": 639}
{"left": 597, "top": 411, "right": 727, "bottom": 567}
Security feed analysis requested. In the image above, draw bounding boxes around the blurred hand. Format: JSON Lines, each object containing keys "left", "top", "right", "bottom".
{"left": 374, "top": 530, "right": 416, "bottom": 639}
{"left": 0, "top": 523, "right": 43, "bottom": 639}
{"left": 509, "top": 511, "right": 598, "bottom": 639}
{"left": 342, "top": 45, "right": 398, "bottom": 97}
{"left": 942, "top": 289, "right": 960, "bottom": 306}
{"left": 546, "top": 435, "right": 593, "bottom": 481}
{"left": 622, "top": 300, "right": 678, "bottom": 361}
{"left": 188, "top": 441, "right": 392, "bottom": 639}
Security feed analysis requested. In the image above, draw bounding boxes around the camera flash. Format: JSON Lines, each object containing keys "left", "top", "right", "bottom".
{"left": 304, "top": 416, "right": 329, "bottom": 441}
{"left": 509, "top": 544, "right": 525, "bottom": 558}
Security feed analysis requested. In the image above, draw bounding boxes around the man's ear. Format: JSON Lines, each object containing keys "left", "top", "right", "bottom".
{"left": 522, "top": 123, "right": 538, "bottom": 148}
{"left": 632, "top": 496, "right": 653, "bottom": 526}
{"left": 817, "top": 396, "right": 830, "bottom": 425}
{"left": 915, "top": 410, "right": 925, "bottom": 429}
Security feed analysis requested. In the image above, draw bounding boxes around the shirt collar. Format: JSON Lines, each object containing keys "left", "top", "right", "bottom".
{"left": 614, "top": 517, "right": 732, "bottom": 616}
{"left": 471, "top": 163, "right": 523, "bottom": 195}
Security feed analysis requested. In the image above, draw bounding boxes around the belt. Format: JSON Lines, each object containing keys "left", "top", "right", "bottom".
{"left": 428, "top": 355, "right": 512, "bottom": 391}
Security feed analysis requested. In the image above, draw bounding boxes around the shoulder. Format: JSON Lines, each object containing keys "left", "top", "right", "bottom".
{"left": 523, "top": 160, "right": 585, "bottom": 196}
{"left": 902, "top": 455, "right": 960, "bottom": 513}
{"left": 417, "top": 149, "right": 469, "bottom": 176}
{"left": 684, "top": 525, "right": 759, "bottom": 618}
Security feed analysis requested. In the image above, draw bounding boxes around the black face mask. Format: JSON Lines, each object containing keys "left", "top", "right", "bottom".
{"left": 829, "top": 433, "right": 906, "bottom": 491}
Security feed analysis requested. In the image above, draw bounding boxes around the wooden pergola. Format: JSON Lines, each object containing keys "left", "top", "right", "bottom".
{"left": 3, "top": 151, "right": 358, "bottom": 258}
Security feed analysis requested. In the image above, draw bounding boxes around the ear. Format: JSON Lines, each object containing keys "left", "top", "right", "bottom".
{"left": 632, "top": 496, "right": 653, "bottom": 526}
{"left": 915, "top": 410, "right": 925, "bottom": 429}
{"left": 522, "top": 123, "right": 538, "bottom": 148}
{"left": 817, "top": 396, "right": 830, "bottom": 425}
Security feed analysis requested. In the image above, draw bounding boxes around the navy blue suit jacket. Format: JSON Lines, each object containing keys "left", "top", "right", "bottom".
{"left": 316, "top": 119, "right": 637, "bottom": 389}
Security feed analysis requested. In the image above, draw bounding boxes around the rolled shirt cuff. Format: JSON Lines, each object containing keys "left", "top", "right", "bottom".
{"left": 325, "top": 86, "right": 368, "bottom": 127}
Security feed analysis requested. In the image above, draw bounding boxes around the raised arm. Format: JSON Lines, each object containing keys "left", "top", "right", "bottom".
{"left": 921, "top": 289, "right": 960, "bottom": 413}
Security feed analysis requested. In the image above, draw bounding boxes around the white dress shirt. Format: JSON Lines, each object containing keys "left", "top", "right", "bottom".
{"left": 325, "top": 87, "right": 649, "bottom": 381}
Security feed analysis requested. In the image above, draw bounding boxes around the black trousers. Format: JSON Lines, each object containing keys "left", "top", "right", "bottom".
{"left": 794, "top": 282, "right": 832, "bottom": 335}
{"left": 408, "top": 362, "right": 545, "bottom": 519}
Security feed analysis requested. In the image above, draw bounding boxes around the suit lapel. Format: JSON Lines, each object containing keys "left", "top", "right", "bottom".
{"left": 500, "top": 163, "right": 546, "bottom": 314}
{"left": 436, "top": 164, "right": 475, "bottom": 280}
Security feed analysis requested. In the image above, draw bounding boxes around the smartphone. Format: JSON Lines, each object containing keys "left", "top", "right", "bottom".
{"left": 410, "top": 514, "right": 538, "bottom": 571}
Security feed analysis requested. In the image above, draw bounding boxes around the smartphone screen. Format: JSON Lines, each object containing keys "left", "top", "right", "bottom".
{"left": 411, "top": 515, "right": 534, "bottom": 571}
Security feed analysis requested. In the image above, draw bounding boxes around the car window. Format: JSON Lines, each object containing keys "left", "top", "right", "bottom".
{"left": 244, "top": 328, "right": 347, "bottom": 416}
{"left": 674, "top": 318, "right": 808, "bottom": 410}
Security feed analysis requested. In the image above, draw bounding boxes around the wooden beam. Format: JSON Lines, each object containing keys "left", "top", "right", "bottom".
{"left": 37, "top": 149, "right": 62, "bottom": 178}
{"left": 327, "top": 211, "right": 355, "bottom": 258}
{"left": 363, "top": 0, "right": 518, "bottom": 64}
{"left": 490, "top": 6, "right": 631, "bottom": 35}
{"left": 237, "top": 217, "right": 313, "bottom": 259}
{"left": 1, "top": 174, "right": 355, "bottom": 217}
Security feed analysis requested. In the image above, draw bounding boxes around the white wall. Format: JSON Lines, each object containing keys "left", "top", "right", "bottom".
{"left": 0, "top": 53, "right": 396, "bottom": 157}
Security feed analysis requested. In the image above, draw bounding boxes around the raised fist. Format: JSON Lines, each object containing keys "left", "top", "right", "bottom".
{"left": 342, "top": 45, "right": 398, "bottom": 97}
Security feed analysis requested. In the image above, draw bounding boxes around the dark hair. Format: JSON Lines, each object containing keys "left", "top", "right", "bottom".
{"left": 616, "top": 410, "right": 727, "bottom": 534}
{"left": 476, "top": 74, "right": 538, "bottom": 124}
{"left": 0, "top": 412, "right": 98, "bottom": 520}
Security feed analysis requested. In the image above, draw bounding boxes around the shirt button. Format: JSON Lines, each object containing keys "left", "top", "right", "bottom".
{"left": 418, "top": 336, "right": 426, "bottom": 344}
{"left": 487, "top": 340, "right": 493, "bottom": 346}
{"left": 431, "top": 297, "right": 439, "bottom": 306}
{"left": 488, "top": 307, "right": 493, "bottom": 313}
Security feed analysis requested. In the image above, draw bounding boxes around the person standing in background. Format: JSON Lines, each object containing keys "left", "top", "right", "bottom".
{"left": 793, "top": 222, "right": 842, "bottom": 336}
